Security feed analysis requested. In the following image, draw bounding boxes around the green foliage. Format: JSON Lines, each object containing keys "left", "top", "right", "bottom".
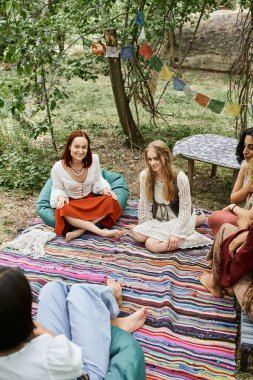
{"left": 0, "top": 151, "right": 51, "bottom": 193}
{"left": 0, "top": 68, "right": 241, "bottom": 194}
{"left": 0, "top": 126, "right": 54, "bottom": 193}
{"left": 0, "top": 0, "right": 236, "bottom": 147}
{"left": 0, "top": 0, "right": 251, "bottom": 193}
{"left": 238, "top": 0, "right": 252, "bottom": 8}
{"left": 66, "top": 55, "right": 99, "bottom": 81}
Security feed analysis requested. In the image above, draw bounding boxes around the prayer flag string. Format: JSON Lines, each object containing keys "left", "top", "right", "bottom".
{"left": 89, "top": 10, "right": 253, "bottom": 118}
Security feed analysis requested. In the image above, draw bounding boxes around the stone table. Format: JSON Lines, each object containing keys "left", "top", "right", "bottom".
{"left": 173, "top": 134, "right": 241, "bottom": 190}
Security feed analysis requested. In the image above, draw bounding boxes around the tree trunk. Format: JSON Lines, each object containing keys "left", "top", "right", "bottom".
{"left": 178, "top": 24, "right": 183, "bottom": 65}
{"left": 169, "top": 29, "right": 175, "bottom": 66}
{"left": 104, "top": 29, "right": 143, "bottom": 147}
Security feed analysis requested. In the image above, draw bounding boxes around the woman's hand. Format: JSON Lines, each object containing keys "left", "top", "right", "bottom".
{"left": 223, "top": 204, "right": 235, "bottom": 211}
{"left": 228, "top": 231, "right": 248, "bottom": 256}
{"left": 237, "top": 216, "right": 252, "bottom": 230}
{"left": 168, "top": 235, "right": 180, "bottom": 251}
{"left": 56, "top": 195, "right": 68, "bottom": 209}
{"left": 33, "top": 320, "right": 53, "bottom": 337}
{"left": 102, "top": 188, "right": 118, "bottom": 200}
{"left": 223, "top": 203, "right": 248, "bottom": 218}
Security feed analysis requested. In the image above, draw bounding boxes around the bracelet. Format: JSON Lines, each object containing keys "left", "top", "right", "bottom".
{"left": 231, "top": 204, "right": 237, "bottom": 212}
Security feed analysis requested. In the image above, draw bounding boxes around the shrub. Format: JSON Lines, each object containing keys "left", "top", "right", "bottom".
{"left": 0, "top": 151, "right": 52, "bottom": 193}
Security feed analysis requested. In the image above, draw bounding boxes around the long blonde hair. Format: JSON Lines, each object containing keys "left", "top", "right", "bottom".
{"left": 145, "top": 140, "right": 176, "bottom": 202}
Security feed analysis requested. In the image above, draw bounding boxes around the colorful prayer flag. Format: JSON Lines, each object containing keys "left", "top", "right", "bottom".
{"left": 224, "top": 103, "right": 241, "bottom": 117}
{"left": 120, "top": 46, "right": 134, "bottom": 60}
{"left": 138, "top": 42, "right": 153, "bottom": 60}
{"left": 137, "top": 27, "right": 146, "bottom": 45}
{"left": 148, "top": 55, "right": 163, "bottom": 72}
{"left": 195, "top": 93, "right": 210, "bottom": 107}
{"left": 207, "top": 99, "right": 225, "bottom": 114}
{"left": 105, "top": 46, "right": 120, "bottom": 58}
{"left": 159, "top": 65, "right": 174, "bottom": 81}
{"left": 173, "top": 77, "right": 186, "bottom": 91}
{"left": 135, "top": 10, "right": 144, "bottom": 26}
{"left": 183, "top": 85, "right": 197, "bottom": 99}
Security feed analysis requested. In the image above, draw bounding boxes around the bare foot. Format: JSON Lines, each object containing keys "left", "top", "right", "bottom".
{"left": 199, "top": 273, "right": 223, "bottom": 297}
{"left": 124, "top": 224, "right": 136, "bottom": 230}
{"left": 100, "top": 229, "right": 122, "bottom": 239}
{"left": 224, "top": 287, "right": 235, "bottom": 297}
{"left": 196, "top": 212, "right": 207, "bottom": 227}
{"left": 66, "top": 229, "right": 85, "bottom": 242}
{"left": 107, "top": 278, "right": 122, "bottom": 306}
{"left": 111, "top": 307, "right": 147, "bottom": 333}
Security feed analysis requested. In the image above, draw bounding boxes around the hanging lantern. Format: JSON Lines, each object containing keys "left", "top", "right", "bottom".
{"left": 90, "top": 42, "right": 106, "bottom": 56}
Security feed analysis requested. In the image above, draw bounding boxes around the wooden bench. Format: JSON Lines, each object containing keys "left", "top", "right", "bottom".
{"left": 173, "top": 134, "right": 241, "bottom": 191}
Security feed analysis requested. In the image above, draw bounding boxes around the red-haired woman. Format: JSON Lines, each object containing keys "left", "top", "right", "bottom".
{"left": 50, "top": 130, "right": 122, "bottom": 241}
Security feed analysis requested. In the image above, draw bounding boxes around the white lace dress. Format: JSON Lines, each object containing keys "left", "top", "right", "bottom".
{"left": 133, "top": 169, "right": 212, "bottom": 249}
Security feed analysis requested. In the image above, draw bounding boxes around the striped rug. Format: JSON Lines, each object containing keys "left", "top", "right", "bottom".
{"left": 0, "top": 202, "right": 237, "bottom": 379}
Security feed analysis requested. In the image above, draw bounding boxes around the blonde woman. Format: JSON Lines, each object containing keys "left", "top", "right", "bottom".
{"left": 132, "top": 140, "right": 212, "bottom": 253}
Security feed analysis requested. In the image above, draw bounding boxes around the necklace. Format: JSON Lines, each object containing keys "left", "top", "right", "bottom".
{"left": 70, "top": 165, "right": 84, "bottom": 176}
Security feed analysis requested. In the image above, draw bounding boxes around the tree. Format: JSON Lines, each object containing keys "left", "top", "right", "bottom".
{"left": 228, "top": 0, "right": 253, "bottom": 135}
{"left": 0, "top": 0, "right": 246, "bottom": 147}
{"left": 0, "top": 0, "right": 98, "bottom": 149}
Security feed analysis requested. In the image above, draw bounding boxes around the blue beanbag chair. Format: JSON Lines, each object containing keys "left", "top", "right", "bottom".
{"left": 36, "top": 169, "right": 129, "bottom": 228}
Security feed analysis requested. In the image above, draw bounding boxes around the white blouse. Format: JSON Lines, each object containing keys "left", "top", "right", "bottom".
{"left": 0, "top": 334, "right": 82, "bottom": 380}
{"left": 50, "top": 154, "right": 110, "bottom": 209}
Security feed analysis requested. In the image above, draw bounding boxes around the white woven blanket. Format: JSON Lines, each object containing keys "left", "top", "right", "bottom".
{"left": 4, "top": 225, "right": 56, "bottom": 259}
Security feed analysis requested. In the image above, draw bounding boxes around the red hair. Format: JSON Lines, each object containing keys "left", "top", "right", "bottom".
{"left": 62, "top": 130, "right": 92, "bottom": 168}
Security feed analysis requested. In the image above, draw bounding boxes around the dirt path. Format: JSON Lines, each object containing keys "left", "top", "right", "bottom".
{"left": 0, "top": 190, "right": 37, "bottom": 244}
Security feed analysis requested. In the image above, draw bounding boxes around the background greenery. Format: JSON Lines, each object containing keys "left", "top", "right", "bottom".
{"left": 0, "top": 69, "right": 239, "bottom": 201}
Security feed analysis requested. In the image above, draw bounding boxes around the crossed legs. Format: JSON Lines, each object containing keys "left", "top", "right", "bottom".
{"left": 65, "top": 215, "right": 121, "bottom": 242}
{"left": 37, "top": 280, "right": 147, "bottom": 379}
{"left": 199, "top": 223, "right": 238, "bottom": 297}
{"left": 132, "top": 231, "right": 168, "bottom": 253}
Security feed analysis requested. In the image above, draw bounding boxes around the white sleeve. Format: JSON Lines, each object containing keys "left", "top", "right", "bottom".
{"left": 170, "top": 171, "right": 193, "bottom": 237}
{"left": 46, "top": 335, "right": 82, "bottom": 379}
{"left": 50, "top": 164, "right": 69, "bottom": 209}
{"left": 138, "top": 170, "right": 152, "bottom": 223}
{"left": 91, "top": 154, "right": 111, "bottom": 194}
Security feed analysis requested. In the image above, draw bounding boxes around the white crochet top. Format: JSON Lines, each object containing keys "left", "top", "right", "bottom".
{"left": 50, "top": 154, "right": 110, "bottom": 209}
{"left": 134, "top": 169, "right": 212, "bottom": 249}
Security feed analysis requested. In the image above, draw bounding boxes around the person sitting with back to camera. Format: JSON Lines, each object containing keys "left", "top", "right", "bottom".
{"left": 199, "top": 213, "right": 253, "bottom": 320}
{"left": 0, "top": 267, "right": 147, "bottom": 380}
{"left": 208, "top": 127, "right": 253, "bottom": 235}
{"left": 50, "top": 130, "right": 123, "bottom": 242}
{"left": 132, "top": 140, "right": 212, "bottom": 253}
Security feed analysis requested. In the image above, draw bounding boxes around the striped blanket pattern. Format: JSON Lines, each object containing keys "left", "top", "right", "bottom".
{"left": 0, "top": 202, "right": 237, "bottom": 379}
